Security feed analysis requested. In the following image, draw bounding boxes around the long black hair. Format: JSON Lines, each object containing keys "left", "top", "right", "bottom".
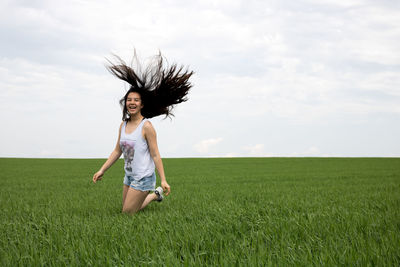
{"left": 106, "top": 51, "right": 194, "bottom": 120}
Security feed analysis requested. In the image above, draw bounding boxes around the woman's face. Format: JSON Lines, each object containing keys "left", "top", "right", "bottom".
{"left": 126, "top": 92, "right": 143, "bottom": 116}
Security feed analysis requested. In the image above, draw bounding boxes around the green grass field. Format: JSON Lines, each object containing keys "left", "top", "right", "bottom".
{"left": 0, "top": 157, "right": 399, "bottom": 266}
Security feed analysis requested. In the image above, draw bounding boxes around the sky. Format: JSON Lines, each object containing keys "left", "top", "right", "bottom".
{"left": 1, "top": 0, "right": 399, "bottom": 158}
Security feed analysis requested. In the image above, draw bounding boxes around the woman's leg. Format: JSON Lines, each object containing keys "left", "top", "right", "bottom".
{"left": 122, "top": 187, "right": 148, "bottom": 214}
{"left": 122, "top": 185, "right": 130, "bottom": 207}
{"left": 139, "top": 193, "right": 157, "bottom": 210}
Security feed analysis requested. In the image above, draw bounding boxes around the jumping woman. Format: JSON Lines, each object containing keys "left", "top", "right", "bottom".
{"left": 92, "top": 51, "right": 194, "bottom": 214}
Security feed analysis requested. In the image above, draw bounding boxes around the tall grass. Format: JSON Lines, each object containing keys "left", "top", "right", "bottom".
{"left": 0, "top": 158, "right": 399, "bottom": 265}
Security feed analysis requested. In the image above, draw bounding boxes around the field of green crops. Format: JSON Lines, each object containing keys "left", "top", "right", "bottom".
{"left": 0, "top": 157, "right": 399, "bottom": 266}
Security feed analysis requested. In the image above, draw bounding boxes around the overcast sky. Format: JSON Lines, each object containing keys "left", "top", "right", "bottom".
{"left": 1, "top": 0, "right": 399, "bottom": 158}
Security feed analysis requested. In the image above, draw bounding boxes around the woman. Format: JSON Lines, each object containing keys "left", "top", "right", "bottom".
{"left": 92, "top": 51, "right": 194, "bottom": 214}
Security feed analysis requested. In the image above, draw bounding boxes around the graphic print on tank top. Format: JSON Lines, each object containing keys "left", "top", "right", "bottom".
{"left": 120, "top": 140, "right": 134, "bottom": 172}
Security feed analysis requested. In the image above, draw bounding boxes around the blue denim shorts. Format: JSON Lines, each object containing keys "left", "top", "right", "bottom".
{"left": 123, "top": 173, "right": 156, "bottom": 192}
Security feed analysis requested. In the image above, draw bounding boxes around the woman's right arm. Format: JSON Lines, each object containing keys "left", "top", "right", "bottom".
{"left": 92, "top": 122, "right": 123, "bottom": 183}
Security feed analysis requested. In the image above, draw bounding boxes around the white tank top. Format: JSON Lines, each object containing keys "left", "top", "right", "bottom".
{"left": 120, "top": 119, "right": 155, "bottom": 179}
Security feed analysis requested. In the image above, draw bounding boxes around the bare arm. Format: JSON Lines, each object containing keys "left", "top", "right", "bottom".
{"left": 92, "top": 123, "right": 123, "bottom": 183}
{"left": 143, "top": 121, "right": 170, "bottom": 195}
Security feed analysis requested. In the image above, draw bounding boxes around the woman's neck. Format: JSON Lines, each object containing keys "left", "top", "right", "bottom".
{"left": 129, "top": 113, "right": 144, "bottom": 123}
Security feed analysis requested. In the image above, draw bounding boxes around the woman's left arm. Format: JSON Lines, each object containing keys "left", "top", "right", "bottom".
{"left": 143, "top": 121, "right": 171, "bottom": 196}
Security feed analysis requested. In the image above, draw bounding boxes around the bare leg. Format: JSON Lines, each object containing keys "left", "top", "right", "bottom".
{"left": 122, "top": 187, "right": 148, "bottom": 214}
{"left": 139, "top": 193, "right": 157, "bottom": 210}
{"left": 122, "top": 185, "right": 129, "bottom": 207}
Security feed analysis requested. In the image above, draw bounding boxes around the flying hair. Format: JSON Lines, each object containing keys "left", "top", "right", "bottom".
{"left": 106, "top": 50, "right": 194, "bottom": 120}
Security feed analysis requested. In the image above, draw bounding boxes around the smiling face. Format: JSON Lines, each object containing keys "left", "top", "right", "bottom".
{"left": 126, "top": 92, "right": 143, "bottom": 116}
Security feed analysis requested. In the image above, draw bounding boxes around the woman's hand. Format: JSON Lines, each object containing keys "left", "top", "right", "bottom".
{"left": 161, "top": 180, "right": 170, "bottom": 196}
{"left": 92, "top": 170, "right": 104, "bottom": 183}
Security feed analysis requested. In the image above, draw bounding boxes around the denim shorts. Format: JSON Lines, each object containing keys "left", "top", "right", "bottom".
{"left": 123, "top": 173, "right": 156, "bottom": 192}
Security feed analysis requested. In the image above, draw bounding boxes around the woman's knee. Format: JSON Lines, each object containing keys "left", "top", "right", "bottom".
{"left": 122, "top": 203, "right": 140, "bottom": 214}
{"left": 122, "top": 188, "right": 147, "bottom": 214}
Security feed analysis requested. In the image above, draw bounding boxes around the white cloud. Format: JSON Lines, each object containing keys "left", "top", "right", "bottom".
{"left": 241, "top": 145, "right": 336, "bottom": 157}
{"left": 290, "top": 146, "right": 321, "bottom": 157}
{"left": 223, "top": 152, "right": 240, "bottom": 158}
{"left": 194, "top": 138, "right": 223, "bottom": 154}
{"left": 243, "top": 144, "right": 266, "bottom": 157}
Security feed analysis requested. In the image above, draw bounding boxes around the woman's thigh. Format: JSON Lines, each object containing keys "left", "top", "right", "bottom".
{"left": 122, "top": 185, "right": 130, "bottom": 206}
{"left": 122, "top": 187, "right": 148, "bottom": 214}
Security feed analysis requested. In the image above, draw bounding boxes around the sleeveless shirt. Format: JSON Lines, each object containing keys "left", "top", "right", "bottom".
{"left": 120, "top": 119, "right": 155, "bottom": 179}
